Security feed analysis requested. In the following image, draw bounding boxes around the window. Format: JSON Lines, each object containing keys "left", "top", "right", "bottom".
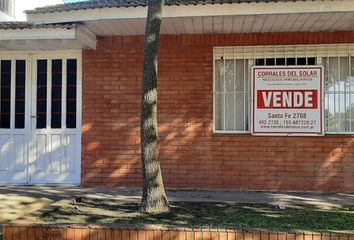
{"left": 36, "top": 60, "right": 47, "bottom": 129}
{"left": 0, "top": 59, "right": 27, "bottom": 129}
{"left": 66, "top": 59, "right": 77, "bottom": 129}
{"left": 15, "top": 60, "right": 26, "bottom": 129}
{"left": 0, "top": 60, "right": 11, "bottom": 128}
{"left": 51, "top": 59, "right": 62, "bottom": 128}
{"left": 36, "top": 58, "right": 78, "bottom": 129}
{"left": 323, "top": 57, "right": 354, "bottom": 133}
{"left": 214, "top": 45, "right": 354, "bottom": 134}
{"left": 0, "top": 0, "right": 14, "bottom": 17}
{"left": 214, "top": 58, "right": 249, "bottom": 132}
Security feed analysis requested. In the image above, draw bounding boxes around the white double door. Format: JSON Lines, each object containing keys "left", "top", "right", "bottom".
{"left": 0, "top": 52, "right": 81, "bottom": 184}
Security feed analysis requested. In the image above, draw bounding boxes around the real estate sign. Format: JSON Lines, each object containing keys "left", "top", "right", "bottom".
{"left": 252, "top": 66, "right": 324, "bottom": 136}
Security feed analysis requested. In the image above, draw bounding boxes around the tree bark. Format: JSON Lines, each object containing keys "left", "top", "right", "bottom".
{"left": 140, "top": 0, "right": 169, "bottom": 214}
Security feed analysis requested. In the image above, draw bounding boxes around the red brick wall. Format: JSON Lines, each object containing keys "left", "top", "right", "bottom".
{"left": 82, "top": 32, "right": 354, "bottom": 192}
{"left": 3, "top": 224, "right": 354, "bottom": 240}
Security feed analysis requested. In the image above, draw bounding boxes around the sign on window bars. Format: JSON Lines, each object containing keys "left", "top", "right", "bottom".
{"left": 252, "top": 66, "right": 324, "bottom": 136}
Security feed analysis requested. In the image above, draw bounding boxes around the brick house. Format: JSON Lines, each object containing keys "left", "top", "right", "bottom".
{"left": 0, "top": 0, "right": 353, "bottom": 192}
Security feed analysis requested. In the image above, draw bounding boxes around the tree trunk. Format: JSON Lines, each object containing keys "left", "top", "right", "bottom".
{"left": 140, "top": 0, "right": 169, "bottom": 214}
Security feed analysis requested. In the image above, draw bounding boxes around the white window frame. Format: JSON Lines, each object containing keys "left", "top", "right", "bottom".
{"left": 213, "top": 44, "right": 354, "bottom": 135}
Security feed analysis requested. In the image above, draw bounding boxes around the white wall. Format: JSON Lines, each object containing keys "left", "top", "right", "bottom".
{"left": 14, "top": 0, "right": 64, "bottom": 20}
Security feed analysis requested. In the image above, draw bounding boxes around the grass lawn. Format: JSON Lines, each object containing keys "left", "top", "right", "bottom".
{"left": 37, "top": 198, "right": 354, "bottom": 232}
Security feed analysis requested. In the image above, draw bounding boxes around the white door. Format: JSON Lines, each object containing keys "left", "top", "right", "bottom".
{"left": 0, "top": 55, "right": 30, "bottom": 184}
{"left": 0, "top": 52, "right": 82, "bottom": 185}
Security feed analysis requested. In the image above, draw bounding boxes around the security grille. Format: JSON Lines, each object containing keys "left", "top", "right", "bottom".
{"left": 214, "top": 44, "right": 354, "bottom": 134}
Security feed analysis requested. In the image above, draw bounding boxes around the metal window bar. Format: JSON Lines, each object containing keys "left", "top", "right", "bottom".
{"left": 345, "top": 55, "right": 348, "bottom": 132}
{"left": 213, "top": 51, "right": 216, "bottom": 132}
{"left": 232, "top": 48, "right": 237, "bottom": 131}
{"left": 342, "top": 56, "right": 346, "bottom": 132}
{"left": 243, "top": 48, "right": 246, "bottom": 131}
{"left": 338, "top": 56, "right": 341, "bottom": 132}
{"left": 327, "top": 56, "right": 330, "bottom": 132}
{"left": 285, "top": 46, "right": 287, "bottom": 66}
{"left": 350, "top": 54, "right": 352, "bottom": 132}
{"left": 332, "top": 57, "right": 336, "bottom": 132}
{"left": 264, "top": 46, "right": 266, "bottom": 66}
{"left": 223, "top": 48, "right": 226, "bottom": 131}
{"left": 295, "top": 47, "right": 298, "bottom": 65}
{"left": 248, "top": 59, "right": 252, "bottom": 131}
{"left": 326, "top": 46, "right": 330, "bottom": 131}
{"left": 214, "top": 53, "right": 218, "bottom": 131}
{"left": 251, "top": 48, "right": 257, "bottom": 132}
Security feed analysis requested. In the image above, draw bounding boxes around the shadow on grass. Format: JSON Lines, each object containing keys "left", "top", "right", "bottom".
{"left": 38, "top": 199, "right": 354, "bottom": 231}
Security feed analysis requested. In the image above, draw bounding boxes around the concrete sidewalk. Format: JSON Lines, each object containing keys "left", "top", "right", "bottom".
{"left": 1, "top": 186, "right": 354, "bottom": 222}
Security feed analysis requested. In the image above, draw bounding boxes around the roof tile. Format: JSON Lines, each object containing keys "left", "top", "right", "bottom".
{"left": 26, "top": 0, "right": 314, "bottom": 14}
{"left": 0, "top": 22, "right": 78, "bottom": 30}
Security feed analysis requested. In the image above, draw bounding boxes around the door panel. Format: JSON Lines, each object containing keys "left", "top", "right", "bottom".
{"left": 13, "top": 135, "right": 27, "bottom": 172}
{"left": 33, "top": 134, "right": 47, "bottom": 173}
{"left": 50, "top": 134, "right": 63, "bottom": 173}
{"left": 29, "top": 56, "right": 81, "bottom": 184}
{"left": 0, "top": 135, "right": 11, "bottom": 171}
{"left": 0, "top": 134, "right": 28, "bottom": 183}
{"left": 0, "top": 57, "right": 29, "bottom": 184}
{"left": 30, "top": 133, "right": 79, "bottom": 182}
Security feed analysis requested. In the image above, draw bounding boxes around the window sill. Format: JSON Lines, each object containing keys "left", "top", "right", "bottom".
{"left": 213, "top": 131, "right": 354, "bottom": 136}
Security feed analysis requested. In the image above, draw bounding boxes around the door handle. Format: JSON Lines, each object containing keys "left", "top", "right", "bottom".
{"left": 31, "top": 115, "right": 38, "bottom": 118}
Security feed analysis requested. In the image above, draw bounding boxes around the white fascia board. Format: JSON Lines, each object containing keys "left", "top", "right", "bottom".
{"left": 0, "top": 28, "right": 76, "bottom": 40}
{"left": 27, "top": 0, "right": 354, "bottom": 24}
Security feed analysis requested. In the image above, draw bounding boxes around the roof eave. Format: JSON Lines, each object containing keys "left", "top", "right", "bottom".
{"left": 0, "top": 25, "right": 96, "bottom": 50}
{"left": 26, "top": 0, "right": 354, "bottom": 25}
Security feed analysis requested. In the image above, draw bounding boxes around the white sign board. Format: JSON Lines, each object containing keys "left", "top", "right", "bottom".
{"left": 252, "top": 66, "right": 324, "bottom": 136}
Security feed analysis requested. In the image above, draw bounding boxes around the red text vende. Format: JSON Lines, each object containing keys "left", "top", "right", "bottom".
{"left": 257, "top": 90, "right": 318, "bottom": 109}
